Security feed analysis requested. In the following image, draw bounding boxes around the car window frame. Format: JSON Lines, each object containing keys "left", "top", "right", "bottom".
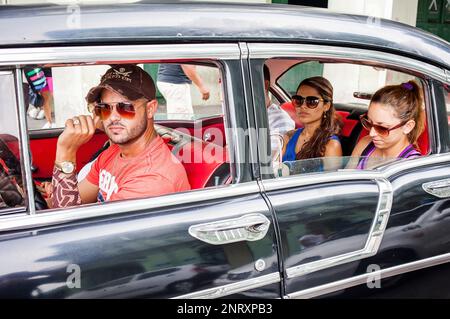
{"left": 0, "top": 43, "right": 259, "bottom": 231}
{"left": 246, "top": 42, "right": 449, "bottom": 183}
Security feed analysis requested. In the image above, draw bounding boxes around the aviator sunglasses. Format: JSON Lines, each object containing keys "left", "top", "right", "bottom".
{"left": 89, "top": 101, "right": 146, "bottom": 120}
{"left": 360, "top": 113, "right": 407, "bottom": 137}
{"left": 291, "top": 95, "right": 329, "bottom": 109}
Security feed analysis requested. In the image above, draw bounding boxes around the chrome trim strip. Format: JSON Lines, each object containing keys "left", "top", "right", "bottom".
{"left": 0, "top": 44, "right": 241, "bottom": 65}
{"left": 0, "top": 182, "right": 260, "bottom": 233}
{"left": 173, "top": 272, "right": 280, "bottom": 299}
{"left": 262, "top": 153, "right": 450, "bottom": 192}
{"left": 287, "top": 252, "right": 450, "bottom": 299}
{"left": 14, "top": 69, "right": 36, "bottom": 215}
{"left": 285, "top": 178, "right": 392, "bottom": 279}
{"left": 247, "top": 43, "right": 448, "bottom": 84}
{"left": 238, "top": 41, "right": 259, "bottom": 170}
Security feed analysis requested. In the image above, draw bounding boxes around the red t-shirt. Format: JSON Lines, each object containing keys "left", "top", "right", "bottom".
{"left": 86, "top": 136, "right": 190, "bottom": 202}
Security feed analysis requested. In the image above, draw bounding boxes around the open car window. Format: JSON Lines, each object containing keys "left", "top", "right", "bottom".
{"left": 26, "top": 63, "right": 224, "bottom": 130}
{"left": 265, "top": 58, "right": 429, "bottom": 179}
{"left": 275, "top": 60, "right": 421, "bottom": 107}
{"left": 22, "top": 61, "right": 231, "bottom": 212}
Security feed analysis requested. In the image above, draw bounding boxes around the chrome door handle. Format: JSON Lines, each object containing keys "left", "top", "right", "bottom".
{"left": 423, "top": 178, "right": 450, "bottom": 198}
{"left": 188, "top": 213, "right": 271, "bottom": 245}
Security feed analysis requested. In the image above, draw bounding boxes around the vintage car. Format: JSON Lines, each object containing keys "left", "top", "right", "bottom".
{"left": 0, "top": 2, "right": 449, "bottom": 299}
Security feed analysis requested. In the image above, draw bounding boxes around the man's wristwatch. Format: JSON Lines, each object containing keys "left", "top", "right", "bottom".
{"left": 54, "top": 161, "right": 76, "bottom": 174}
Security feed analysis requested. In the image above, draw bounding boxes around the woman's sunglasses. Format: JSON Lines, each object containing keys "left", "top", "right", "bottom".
{"left": 291, "top": 95, "right": 328, "bottom": 109}
{"left": 89, "top": 101, "right": 145, "bottom": 120}
{"left": 360, "top": 114, "right": 407, "bottom": 137}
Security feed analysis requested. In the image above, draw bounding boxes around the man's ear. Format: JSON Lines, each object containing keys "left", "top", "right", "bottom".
{"left": 403, "top": 119, "right": 416, "bottom": 135}
{"left": 146, "top": 99, "right": 158, "bottom": 119}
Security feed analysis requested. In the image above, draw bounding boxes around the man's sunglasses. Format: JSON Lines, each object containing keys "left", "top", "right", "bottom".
{"left": 89, "top": 101, "right": 145, "bottom": 120}
{"left": 360, "top": 114, "right": 407, "bottom": 137}
{"left": 291, "top": 95, "right": 328, "bottom": 109}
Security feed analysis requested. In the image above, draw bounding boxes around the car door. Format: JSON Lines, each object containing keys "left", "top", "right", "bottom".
{"left": 248, "top": 42, "right": 450, "bottom": 298}
{"left": 0, "top": 43, "right": 281, "bottom": 299}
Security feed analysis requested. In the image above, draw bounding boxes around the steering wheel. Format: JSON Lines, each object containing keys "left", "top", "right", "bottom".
{"left": 0, "top": 137, "right": 48, "bottom": 210}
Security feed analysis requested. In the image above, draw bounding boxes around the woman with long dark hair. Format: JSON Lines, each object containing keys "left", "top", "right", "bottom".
{"left": 282, "top": 76, "right": 342, "bottom": 163}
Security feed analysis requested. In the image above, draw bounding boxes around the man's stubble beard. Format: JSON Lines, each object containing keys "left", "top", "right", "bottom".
{"left": 106, "top": 111, "right": 148, "bottom": 145}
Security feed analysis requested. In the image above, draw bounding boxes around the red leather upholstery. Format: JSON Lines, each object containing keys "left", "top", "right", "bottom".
{"left": 169, "top": 132, "right": 228, "bottom": 190}
{"left": 0, "top": 134, "right": 21, "bottom": 160}
{"left": 157, "top": 116, "right": 226, "bottom": 147}
{"left": 280, "top": 101, "right": 302, "bottom": 128}
{"left": 30, "top": 132, "right": 109, "bottom": 179}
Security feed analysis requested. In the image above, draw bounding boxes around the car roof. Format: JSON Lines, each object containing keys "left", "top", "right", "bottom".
{"left": 1, "top": 2, "right": 449, "bottom": 69}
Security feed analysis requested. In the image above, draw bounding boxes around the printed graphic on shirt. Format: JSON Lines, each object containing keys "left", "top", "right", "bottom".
{"left": 98, "top": 169, "right": 119, "bottom": 201}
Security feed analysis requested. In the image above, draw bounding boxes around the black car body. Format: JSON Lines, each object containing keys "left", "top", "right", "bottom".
{"left": 0, "top": 2, "right": 449, "bottom": 299}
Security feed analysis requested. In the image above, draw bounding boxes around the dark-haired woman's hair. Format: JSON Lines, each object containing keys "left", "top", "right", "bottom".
{"left": 295, "top": 76, "right": 342, "bottom": 160}
{"left": 370, "top": 80, "right": 424, "bottom": 149}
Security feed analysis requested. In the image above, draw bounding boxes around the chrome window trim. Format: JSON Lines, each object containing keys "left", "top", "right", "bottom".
{"left": 238, "top": 42, "right": 259, "bottom": 171}
{"left": 247, "top": 43, "right": 448, "bottom": 85}
{"left": 286, "top": 251, "right": 450, "bottom": 299}
{"left": 0, "top": 182, "right": 260, "bottom": 233}
{"left": 173, "top": 272, "right": 280, "bottom": 299}
{"left": 262, "top": 153, "right": 450, "bottom": 192}
{"left": 13, "top": 69, "right": 36, "bottom": 214}
{"left": 0, "top": 43, "right": 241, "bottom": 66}
{"left": 285, "top": 178, "right": 392, "bottom": 279}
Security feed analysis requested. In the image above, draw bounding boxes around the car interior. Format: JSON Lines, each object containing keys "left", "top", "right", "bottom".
{"left": 265, "top": 58, "right": 432, "bottom": 173}
{"left": 0, "top": 57, "right": 443, "bottom": 211}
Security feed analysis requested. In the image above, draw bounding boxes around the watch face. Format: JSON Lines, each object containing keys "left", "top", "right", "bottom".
{"left": 61, "top": 162, "right": 75, "bottom": 174}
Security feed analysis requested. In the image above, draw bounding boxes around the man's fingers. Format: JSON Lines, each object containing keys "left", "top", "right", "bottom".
{"left": 77, "top": 115, "right": 89, "bottom": 135}
{"left": 65, "top": 118, "right": 75, "bottom": 131}
{"left": 74, "top": 116, "right": 84, "bottom": 134}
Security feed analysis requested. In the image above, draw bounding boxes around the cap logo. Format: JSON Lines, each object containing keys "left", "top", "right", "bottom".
{"left": 103, "top": 68, "right": 133, "bottom": 83}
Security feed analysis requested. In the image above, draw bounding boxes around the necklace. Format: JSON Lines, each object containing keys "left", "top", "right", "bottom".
{"left": 300, "top": 132, "right": 310, "bottom": 144}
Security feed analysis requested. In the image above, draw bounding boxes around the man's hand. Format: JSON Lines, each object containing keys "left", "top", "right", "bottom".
{"left": 56, "top": 115, "right": 100, "bottom": 163}
{"left": 199, "top": 86, "right": 210, "bottom": 101}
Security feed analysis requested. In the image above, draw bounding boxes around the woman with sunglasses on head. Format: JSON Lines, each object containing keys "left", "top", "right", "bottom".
{"left": 350, "top": 81, "right": 424, "bottom": 170}
{"left": 281, "top": 76, "right": 342, "bottom": 168}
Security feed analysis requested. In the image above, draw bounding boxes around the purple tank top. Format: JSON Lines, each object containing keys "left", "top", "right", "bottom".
{"left": 356, "top": 142, "right": 421, "bottom": 169}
